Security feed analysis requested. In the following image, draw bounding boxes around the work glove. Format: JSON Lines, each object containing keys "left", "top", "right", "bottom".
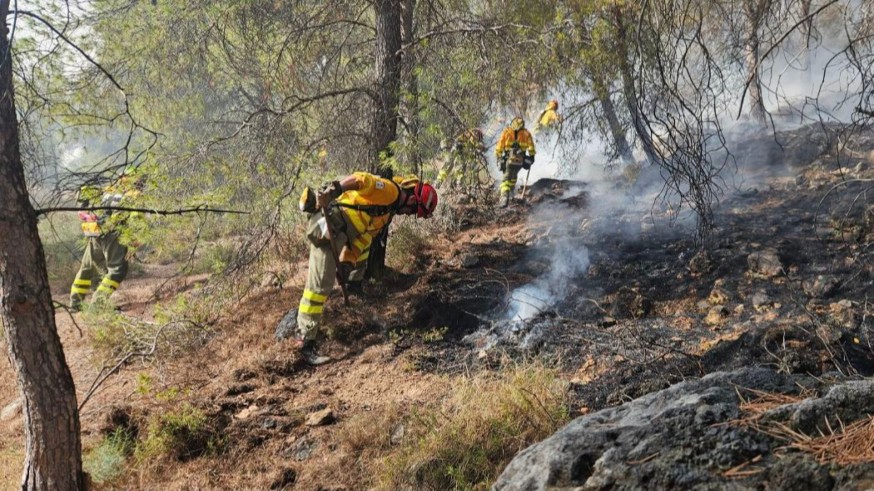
{"left": 499, "top": 153, "right": 508, "bottom": 172}
{"left": 522, "top": 155, "right": 534, "bottom": 170}
{"left": 317, "top": 180, "right": 343, "bottom": 210}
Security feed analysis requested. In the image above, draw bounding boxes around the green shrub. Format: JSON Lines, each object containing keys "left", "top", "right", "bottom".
{"left": 83, "top": 428, "right": 135, "bottom": 483}
{"left": 135, "top": 403, "right": 222, "bottom": 462}
{"left": 375, "top": 363, "right": 570, "bottom": 491}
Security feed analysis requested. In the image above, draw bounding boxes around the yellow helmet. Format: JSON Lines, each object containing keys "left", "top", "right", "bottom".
{"left": 510, "top": 117, "right": 525, "bottom": 131}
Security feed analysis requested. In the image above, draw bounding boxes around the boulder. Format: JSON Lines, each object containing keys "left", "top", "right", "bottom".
{"left": 493, "top": 368, "right": 871, "bottom": 491}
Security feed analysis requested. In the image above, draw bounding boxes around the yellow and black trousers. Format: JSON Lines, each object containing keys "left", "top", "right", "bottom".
{"left": 69, "top": 232, "right": 129, "bottom": 309}
{"left": 296, "top": 209, "right": 358, "bottom": 341}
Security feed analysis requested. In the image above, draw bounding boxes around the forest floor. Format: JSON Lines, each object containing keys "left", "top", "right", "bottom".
{"left": 0, "top": 124, "right": 873, "bottom": 490}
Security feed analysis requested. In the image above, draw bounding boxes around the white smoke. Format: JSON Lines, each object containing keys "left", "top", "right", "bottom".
{"left": 505, "top": 239, "right": 590, "bottom": 322}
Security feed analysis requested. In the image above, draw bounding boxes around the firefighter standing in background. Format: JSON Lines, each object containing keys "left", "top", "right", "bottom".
{"left": 496, "top": 117, "right": 536, "bottom": 207}
{"left": 437, "top": 128, "right": 486, "bottom": 190}
{"left": 69, "top": 171, "right": 145, "bottom": 311}
{"left": 276, "top": 172, "right": 439, "bottom": 365}
{"left": 536, "top": 99, "right": 562, "bottom": 132}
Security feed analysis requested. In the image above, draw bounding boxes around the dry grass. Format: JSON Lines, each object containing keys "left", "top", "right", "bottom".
{"left": 0, "top": 445, "right": 23, "bottom": 491}
{"left": 372, "top": 363, "right": 570, "bottom": 491}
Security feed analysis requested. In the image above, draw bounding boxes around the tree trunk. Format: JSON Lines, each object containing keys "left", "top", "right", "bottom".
{"left": 367, "top": 0, "right": 402, "bottom": 278}
{"left": 592, "top": 74, "right": 633, "bottom": 163}
{"left": 400, "top": 0, "right": 421, "bottom": 175}
{"left": 612, "top": 5, "right": 658, "bottom": 166}
{"left": 0, "top": 0, "right": 85, "bottom": 489}
{"left": 743, "top": 0, "right": 769, "bottom": 126}
{"left": 371, "top": 0, "right": 402, "bottom": 167}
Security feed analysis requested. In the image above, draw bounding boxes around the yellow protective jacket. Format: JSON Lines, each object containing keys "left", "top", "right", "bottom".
{"left": 334, "top": 172, "right": 410, "bottom": 264}
{"left": 537, "top": 109, "right": 560, "bottom": 129}
{"left": 495, "top": 127, "right": 536, "bottom": 160}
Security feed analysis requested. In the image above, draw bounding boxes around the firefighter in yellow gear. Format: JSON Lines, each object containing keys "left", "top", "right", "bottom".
{"left": 437, "top": 128, "right": 486, "bottom": 189}
{"left": 69, "top": 172, "right": 145, "bottom": 311}
{"left": 276, "top": 172, "right": 439, "bottom": 365}
{"left": 535, "top": 99, "right": 562, "bottom": 132}
{"left": 496, "top": 117, "right": 536, "bottom": 207}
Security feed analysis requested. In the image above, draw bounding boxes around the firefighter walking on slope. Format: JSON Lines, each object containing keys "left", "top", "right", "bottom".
{"left": 496, "top": 117, "right": 536, "bottom": 207}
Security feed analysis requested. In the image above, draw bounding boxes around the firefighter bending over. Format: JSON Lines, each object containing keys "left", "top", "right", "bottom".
{"left": 276, "top": 172, "right": 438, "bottom": 365}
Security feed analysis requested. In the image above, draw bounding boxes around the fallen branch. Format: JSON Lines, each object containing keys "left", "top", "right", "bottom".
{"left": 35, "top": 204, "right": 249, "bottom": 216}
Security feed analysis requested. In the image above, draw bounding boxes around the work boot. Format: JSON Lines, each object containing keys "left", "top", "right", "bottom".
{"left": 500, "top": 193, "right": 511, "bottom": 208}
{"left": 299, "top": 340, "right": 331, "bottom": 366}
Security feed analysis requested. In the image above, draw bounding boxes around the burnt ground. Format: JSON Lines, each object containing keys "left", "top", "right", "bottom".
{"left": 388, "top": 123, "right": 874, "bottom": 413}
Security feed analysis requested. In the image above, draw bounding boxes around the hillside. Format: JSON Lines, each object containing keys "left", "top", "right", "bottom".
{"left": 1, "top": 123, "right": 873, "bottom": 490}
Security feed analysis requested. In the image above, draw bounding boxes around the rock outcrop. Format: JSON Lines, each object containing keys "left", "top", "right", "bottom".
{"left": 494, "top": 368, "right": 874, "bottom": 491}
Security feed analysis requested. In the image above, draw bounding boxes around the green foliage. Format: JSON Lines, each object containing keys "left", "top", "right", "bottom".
{"left": 135, "top": 403, "right": 223, "bottom": 462}
{"left": 83, "top": 428, "right": 136, "bottom": 484}
{"left": 374, "top": 364, "right": 570, "bottom": 491}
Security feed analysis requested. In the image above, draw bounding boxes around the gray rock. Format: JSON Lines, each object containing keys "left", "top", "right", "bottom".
{"left": 492, "top": 368, "right": 843, "bottom": 491}
{"left": 747, "top": 250, "right": 783, "bottom": 277}
{"left": 0, "top": 398, "right": 22, "bottom": 421}
{"left": 275, "top": 309, "right": 298, "bottom": 341}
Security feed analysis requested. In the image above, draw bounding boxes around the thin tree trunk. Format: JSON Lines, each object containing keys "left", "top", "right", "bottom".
{"left": 592, "top": 74, "right": 632, "bottom": 163}
{"left": 400, "top": 0, "right": 421, "bottom": 175}
{"left": 612, "top": 5, "right": 658, "bottom": 166}
{"left": 367, "top": 0, "right": 402, "bottom": 278}
{"left": 743, "top": 0, "right": 768, "bottom": 126}
{"left": 371, "top": 0, "right": 402, "bottom": 168}
{"left": 0, "top": 0, "right": 85, "bottom": 488}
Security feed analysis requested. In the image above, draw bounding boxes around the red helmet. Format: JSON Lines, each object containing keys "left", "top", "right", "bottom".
{"left": 413, "top": 182, "right": 438, "bottom": 218}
